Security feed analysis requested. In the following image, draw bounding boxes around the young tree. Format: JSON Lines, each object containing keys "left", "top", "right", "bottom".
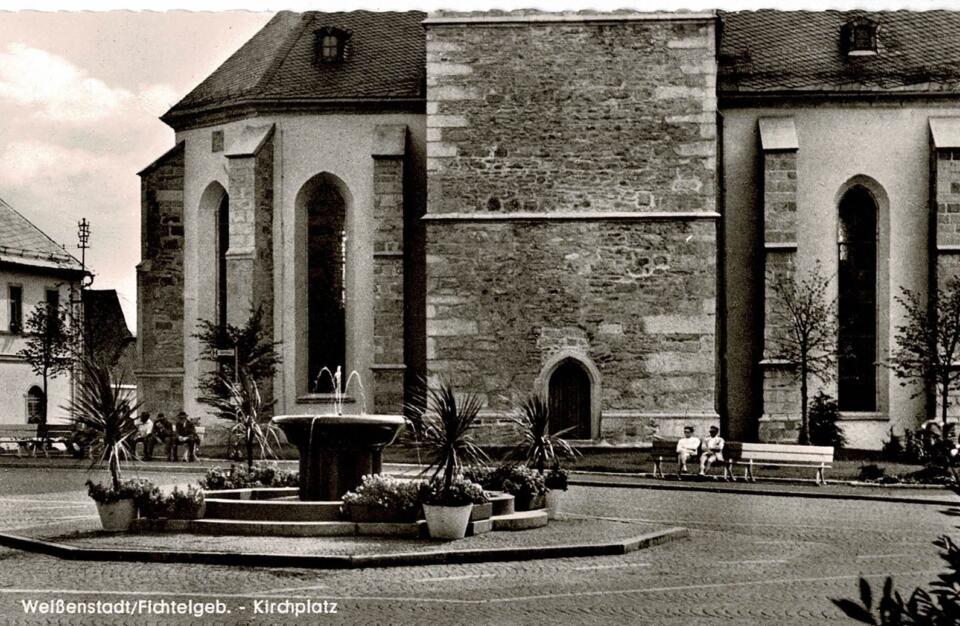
{"left": 17, "top": 300, "right": 76, "bottom": 425}
{"left": 767, "top": 262, "right": 838, "bottom": 445}
{"left": 889, "top": 277, "right": 960, "bottom": 433}
{"left": 193, "top": 307, "right": 282, "bottom": 468}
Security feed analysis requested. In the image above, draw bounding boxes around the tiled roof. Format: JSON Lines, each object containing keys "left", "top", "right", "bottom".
{"left": 164, "top": 11, "right": 426, "bottom": 123}
{"left": 0, "top": 196, "right": 82, "bottom": 271}
{"left": 719, "top": 10, "right": 960, "bottom": 94}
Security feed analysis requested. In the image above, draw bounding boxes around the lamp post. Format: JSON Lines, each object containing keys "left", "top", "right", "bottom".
{"left": 72, "top": 218, "right": 92, "bottom": 421}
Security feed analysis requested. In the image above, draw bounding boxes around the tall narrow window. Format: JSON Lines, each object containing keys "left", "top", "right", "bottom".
{"left": 216, "top": 194, "right": 230, "bottom": 331}
{"left": 307, "top": 182, "right": 346, "bottom": 390}
{"left": 8, "top": 285, "right": 22, "bottom": 333}
{"left": 26, "top": 386, "right": 43, "bottom": 424}
{"left": 838, "top": 186, "right": 878, "bottom": 411}
{"left": 45, "top": 289, "right": 60, "bottom": 336}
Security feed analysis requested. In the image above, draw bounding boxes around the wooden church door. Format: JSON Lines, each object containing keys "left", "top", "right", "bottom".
{"left": 548, "top": 361, "right": 591, "bottom": 439}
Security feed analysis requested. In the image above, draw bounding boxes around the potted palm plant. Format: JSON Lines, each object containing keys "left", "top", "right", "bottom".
{"left": 409, "top": 380, "right": 489, "bottom": 539}
{"left": 67, "top": 357, "right": 141, "bottom": 531}
{"left": 509, "top": 393, "right": 578, "bottom": 518}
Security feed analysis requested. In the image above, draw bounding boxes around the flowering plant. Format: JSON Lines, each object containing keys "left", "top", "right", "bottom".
{"left": 492, "top": 464, "right": 547, "bottom": 500}
{"left": 199, "top": 463, "right": 298, "bottom": 490}
{"left": 86, "top": 478, "right": 158, "bottom": 505}
{"left": 544, "top": 467, "right": 569, "bottom": 491}
{"left": 341, "top": 474, "right": 422, "bottom": 518}
{"left": 419, "top": 476, "right": 487, "bottom": 507}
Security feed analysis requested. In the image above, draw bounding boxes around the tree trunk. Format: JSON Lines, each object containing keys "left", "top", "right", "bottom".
{"left": 799, "top": 359, "right": 810, "bottom": 445}
{"left": 110, "top": 447, "right": 121, "bottom": 491}
{"left": 246, "top": 428, "right": 254, "bottom": 471}
{"left": 42, "top": 366, "right": 48, "bottom": 426}
{"left": 941, "top": 374, "right": 950, "bottom": 432}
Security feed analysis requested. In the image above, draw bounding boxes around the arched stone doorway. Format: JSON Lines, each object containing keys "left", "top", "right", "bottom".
{"left": 837, "top": 185, "right": 878, "bottom": 411}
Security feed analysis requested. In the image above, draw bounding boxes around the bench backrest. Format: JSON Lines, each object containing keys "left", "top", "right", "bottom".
{"left": 0, "top": 425, "right": 37, "bottom": 437}
{"left": 730, "top": 442, "right": 833, "bottom": 464}
{"left": 650, "top": 439, "right": 680, "bottom": 456}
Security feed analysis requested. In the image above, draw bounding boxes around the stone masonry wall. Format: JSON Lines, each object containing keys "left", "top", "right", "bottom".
{"left": 932, "top": 148, "right": 960, "bottom": 421}
{"left": 424, "top": 15, "right": 719, "bottom": 440}
{"left": 372, "top": 142, "right": 407, "bottom": 414}
{"left": 426, "top": 219, "right": 717, "bottom": 416}
{"left": 137, "top": 143, "right": 185, "bottom": 416}
{"left": 425, "top": 17, "right": 717, "bottom": 215}
{"left": 760, "top": 149, "right": 802, "bottom": 442}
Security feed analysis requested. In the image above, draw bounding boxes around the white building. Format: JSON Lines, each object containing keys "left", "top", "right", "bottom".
{"left": 0, "top": 197, "right": 84, "bottom": 425}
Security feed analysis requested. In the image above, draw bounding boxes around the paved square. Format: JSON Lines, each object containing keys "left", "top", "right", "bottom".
{"left": 0, "top": 467, "right": 952, "bottom": 624}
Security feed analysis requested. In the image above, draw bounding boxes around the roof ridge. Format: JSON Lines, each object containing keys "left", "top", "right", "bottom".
{"left": 250, "top": 11, "right": 315, "bottom": 100}
{"left": 0, "top": 195, "right": 81, "bottom": 265}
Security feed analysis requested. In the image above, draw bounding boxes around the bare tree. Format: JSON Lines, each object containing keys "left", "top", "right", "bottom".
{"left": 767, "top": 262, "right": 837, "bottom": 445}
{"left": 889, "top": 277, "right": 960, "bottom": 432}
{"left": 16, "top": 301, "right": 76, "bottom": 425}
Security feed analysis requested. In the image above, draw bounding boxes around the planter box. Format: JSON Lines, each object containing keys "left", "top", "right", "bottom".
{"left": 513, "top": 493, "right": 546, "bottom": 512}
{"left": 469, "top": 501, "right": 492, "bottom": 521}
{"left": 345, "top": 503, "right": 417, "bottom": 524}
{"left": 422, "top": 503, "right": 473, "bottom": 540}
{"left": 95, "top": 499, "right": 136, "bottom": 532}
{"left": 545, "top": 489, "right": 562, "bottom": 519}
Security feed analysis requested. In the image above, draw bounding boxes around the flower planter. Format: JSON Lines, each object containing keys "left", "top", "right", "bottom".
{"left": 469, "top": 501, "right": 492, "bottom": 521}
{"left": 95, "top": 498, "right": 136, "bottom": 531}
{"left": 544, "top": 489, "right": 562, "bottom": 519}
{"left": 346, "top": 503, "right": 417, "bottom": 524}
{"left": 513, "top": 493, "right": 546, "bottom": 512}
{"left": 422, "top": 503, "right": 473, "bottom": 539}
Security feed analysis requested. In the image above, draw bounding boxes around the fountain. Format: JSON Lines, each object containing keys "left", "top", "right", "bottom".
{"left": 271, "top": 368, "right": 405, "bottom": 501}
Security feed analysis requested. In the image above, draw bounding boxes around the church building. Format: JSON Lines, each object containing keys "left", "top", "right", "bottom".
{"left": 138, "top": 10, "right": 960, "bottom": 450}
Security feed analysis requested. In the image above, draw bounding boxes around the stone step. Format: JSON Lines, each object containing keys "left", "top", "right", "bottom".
{"left": 191, "top": 519, "right": 356, "bottom": 537}
{"left": 490, "top": 509, "right": 548, "bottom": 531}
{"left": 466, "top": 518, "right": 493, "bottom": 536}
{"left": 203, "top": 499, "right": 343, "bottom": 522}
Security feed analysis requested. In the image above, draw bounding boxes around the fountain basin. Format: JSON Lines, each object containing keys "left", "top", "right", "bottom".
{"left": 272, "top": 414, "right": 405, "bottom": 501}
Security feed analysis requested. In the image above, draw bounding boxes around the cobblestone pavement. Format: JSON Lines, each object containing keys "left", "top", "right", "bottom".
{"left": 0, "top": 467, "right": 954, "bottom": 624}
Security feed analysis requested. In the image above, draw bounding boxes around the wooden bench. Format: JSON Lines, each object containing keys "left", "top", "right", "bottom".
{"left": 727, "top": 442, "right": 834, "bottom": 485}
{"left": 0, "top": 424, "right": 74, "bottom": 457}
{"left": 650, "top": 440, "right": 834, "bottom": 484}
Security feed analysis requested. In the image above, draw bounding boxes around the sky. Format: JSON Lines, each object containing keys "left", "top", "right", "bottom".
{"left": 0, "top": 1, "right": 944, "bottom": 330}
{"left": 0, "top": 11, "right": 273, "bottom": 328}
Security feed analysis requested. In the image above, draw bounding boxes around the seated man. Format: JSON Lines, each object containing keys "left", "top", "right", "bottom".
{"left": 676, "top": 426, "right": 701, "bottom": 476}
{"left": 132, "top": 413, "right": 154, "bottom": 460}
{"left": 699, "top": 425, "right": 725, "bottom": 477}
{"left": 172, "top": 411, "right": 200, "bottom": 463}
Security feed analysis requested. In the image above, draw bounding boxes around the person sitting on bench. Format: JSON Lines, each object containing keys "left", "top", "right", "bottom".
{"left": 699, "top": 425, "right": 725, "bottom": 476}
{"left": 172, "top": 411, "right": 199, "bottom": 462}
{"left": 676, "top": 426, "right": 701, "bottom": 476}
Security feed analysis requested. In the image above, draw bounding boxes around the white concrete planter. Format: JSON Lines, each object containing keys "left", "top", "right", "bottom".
{"left": 95, "top": 499, "right": 136, "bottom": 532}
{"left": 545, "top": 489, "right": 562, "bottom": 520}
{"left": 422, "top": 503, "right": 473, "bottom": 540}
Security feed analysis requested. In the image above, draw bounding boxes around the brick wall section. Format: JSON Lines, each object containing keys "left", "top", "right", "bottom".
{"left": 137, "top": 142, "right": 185, "bottom": 416}
{"left": 226, "top": 137, "right": 275, "bottom": 409}
{"left": 423, "top": 15, "right": 719, "bottom": 440}
{"left": 425, "top": 18, "right": 717, "bottom": 215}
{"left": 932, "top": 149, "right": 960, "bottom": 420}
{"left": 760, "top": 149, "right": 801, "bottom": 441}
{"left": 372, "top": 153, "right": 406, "bottom": 414}
{"left": 426, "top": 219, "right": 717, "bottom": 414}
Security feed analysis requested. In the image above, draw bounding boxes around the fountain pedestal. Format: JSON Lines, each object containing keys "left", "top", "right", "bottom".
{"left": 272, "top": 415, "right": 405, "bottom": 501}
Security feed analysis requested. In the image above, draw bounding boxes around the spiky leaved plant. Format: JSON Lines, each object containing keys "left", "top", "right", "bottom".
{"left": 66, "top": 357, "right": 140, "bottom": 491}
{"left": 509, "top": 393, "right": 578, "bottom": 474}
{"left": 409, "top": 379, "right": 489, "bottom": 503}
